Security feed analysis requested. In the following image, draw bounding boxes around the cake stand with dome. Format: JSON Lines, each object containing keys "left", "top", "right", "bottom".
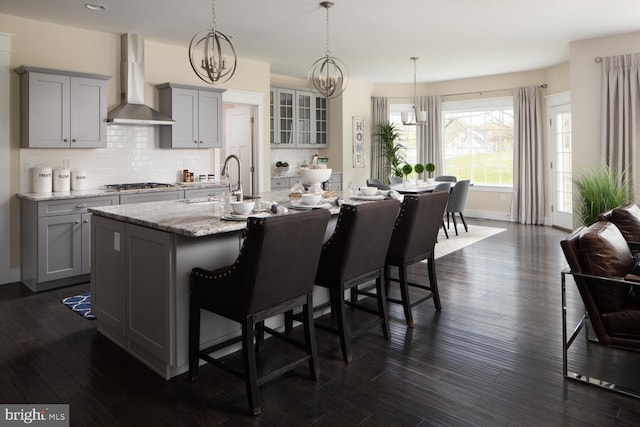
{"left": 300, "top": 168, "right": 332, "bottom": 194}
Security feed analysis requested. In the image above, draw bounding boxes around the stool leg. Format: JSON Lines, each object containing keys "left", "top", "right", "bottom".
{"left": 303, "top": 293, "right": 320, "bottom": 381}
{"left": 256, "top": 320, "right": 265, "bottom": 353}
{"left": 376, "top": 272, "right": 391, "bottom": 340}
{"left": 242, "top": 317, "right": 261, "bottom": 415}
{"left": 188, "top": 303, "right": 201, "bottom": 382}
{"left": 427, "top": 254, "right": 441, "bottom": 311}
{"left": 398, "top": 264, "right": 413, "bottom": 327}
{"left": 284, "top": 310, "right": 294, "bottom": 335}
{"left": 384, "top": 264, "right": 391, "bottom": 295}
{"left": 332, "top": 286, "right": 352, "bottom": 363}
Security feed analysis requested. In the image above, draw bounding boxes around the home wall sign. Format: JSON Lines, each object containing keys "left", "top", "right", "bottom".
{"left": 352, "top": 116, "right": 365, "bottom": 168}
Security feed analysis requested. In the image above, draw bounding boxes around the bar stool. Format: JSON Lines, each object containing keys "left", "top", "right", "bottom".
{"left": 314, "top": 199, "right": 400, "bottom": 363}
{"left": 385, "top": 192, "right": 449, "bottom": 326}
{"left": 189, "top": 209, "right": 330, "bottom": 415}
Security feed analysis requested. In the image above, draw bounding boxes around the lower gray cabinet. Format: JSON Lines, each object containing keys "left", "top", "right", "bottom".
{"left": 120, "top": 190, "right": 182, "bottom": 204}
{"left": 20, "top": 195, "right": 119, "bottom": 292}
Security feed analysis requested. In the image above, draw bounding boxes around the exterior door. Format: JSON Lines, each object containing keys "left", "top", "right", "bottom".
{"left": 547, "top": 93, "right": 572, "bottom": 230}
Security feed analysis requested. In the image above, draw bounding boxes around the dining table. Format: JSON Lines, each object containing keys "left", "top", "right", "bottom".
{"left": 390, "top": 182, "right": 438, "bottom": 194}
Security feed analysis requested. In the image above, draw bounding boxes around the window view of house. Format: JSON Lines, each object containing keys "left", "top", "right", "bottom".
{"left": 442, "top": 98, "right": 514, "bottom": 187}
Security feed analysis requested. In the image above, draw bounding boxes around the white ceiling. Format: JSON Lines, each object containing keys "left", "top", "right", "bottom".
{"left": 3, "top": 0, "right": 640, "bottom": 84}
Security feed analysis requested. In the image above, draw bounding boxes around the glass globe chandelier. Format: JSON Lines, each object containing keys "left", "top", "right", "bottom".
{"left": 188, "top": 0, "right": 237, "bottom": 84}
{"left": 308, "top": 1, "right": 348, "bottom": 99}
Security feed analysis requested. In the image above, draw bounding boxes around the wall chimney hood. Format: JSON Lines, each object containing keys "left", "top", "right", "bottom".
{"left": 107, "top": 34, "right": 174, "bottom": 125}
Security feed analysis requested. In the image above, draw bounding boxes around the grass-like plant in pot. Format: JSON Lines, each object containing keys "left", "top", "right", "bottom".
{"left": 376, "top": 122, "right": 405, "bottom": 183}
{"left": 575, "top": 165, "right": 633, "bottom": 226}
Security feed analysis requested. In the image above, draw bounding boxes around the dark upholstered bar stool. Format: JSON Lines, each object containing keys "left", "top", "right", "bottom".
{"left": 314, "top": 199, "right": 400, "bottom": 363}
{"left": 189, "top": 209, "right": 330, "bottom": 415}
{"left": 385, "top": 192, "right": 449, "bottom": 326}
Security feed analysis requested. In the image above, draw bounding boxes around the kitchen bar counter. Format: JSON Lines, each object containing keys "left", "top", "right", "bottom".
{"left": 89, "top": 191, "right": 370, "bottom": 379}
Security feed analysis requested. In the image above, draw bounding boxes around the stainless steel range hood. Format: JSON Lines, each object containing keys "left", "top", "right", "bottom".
{"left": 107, "top": 34, "right": 174, "bottom": 125}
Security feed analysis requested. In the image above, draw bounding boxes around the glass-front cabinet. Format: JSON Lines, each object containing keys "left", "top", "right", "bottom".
{"left": 270, "top": 87, "right": 328, "bottom": 148}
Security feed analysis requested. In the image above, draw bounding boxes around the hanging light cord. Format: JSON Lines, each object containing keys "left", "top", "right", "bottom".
{"left": 210, "top": 0, "right": 217, "bottom": 30}
{"left": 324, "top": 5, "right": 331, "bottom": 57}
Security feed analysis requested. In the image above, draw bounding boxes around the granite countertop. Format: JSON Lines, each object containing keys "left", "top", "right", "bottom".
{"left": 18, "top": 182, "right": 227, "bottom": 202}
{"left": 88, "top": 190, "right": 379, "bottom": 238}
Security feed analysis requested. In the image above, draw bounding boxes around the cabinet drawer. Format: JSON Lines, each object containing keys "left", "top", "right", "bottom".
{"left": 184, "top": 187, "right": 226, "bottom": 199}
{"left": 271, "top": 178, "right": 290, "bottom": 190}
{"left": 120, "top": 191, "right": 183, "bottom": 205}
{"left": 38, "top": 195, "right": 119, "bottom": 217}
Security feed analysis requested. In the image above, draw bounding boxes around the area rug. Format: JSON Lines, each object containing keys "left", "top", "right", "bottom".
{"left": 433, "top": 224, "right": 506, "bottom": 260}
{"left": 60, "top": 293, "right": 96, "bottom": 320}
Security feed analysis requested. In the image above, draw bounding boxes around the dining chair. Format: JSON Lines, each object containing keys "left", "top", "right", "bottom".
{"left": 446, "top": 179, "right": 471, "bottom": 236}
{"left": 314, "top": 199, "right": 400, "bottom": 363}
{"left": 435, "top": 175, "right": 457, "bottom": 183}
{"left": 433, "top": 182, "right": 452, "bottom": 239}
{"left": 366, "top": 178, "right": 391, "bottom": 190}
{"left": 384, "top": 192, "right": 450, "bottom": 326}
{"left": 189, "top": 209, "right": 330, "bottom": 415}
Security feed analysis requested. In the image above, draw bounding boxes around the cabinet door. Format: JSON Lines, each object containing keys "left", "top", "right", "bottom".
{"left": 276, "top": 88, "right": 295, "bottom": 146}
{"left": 120, "top": 191, "right": 183, "bottom": 205}
{"left": 38, "top": 213, "right": 82, "bottom": 282}
{"left": 297, "top": 91, "right": 314, "bottom": 146}
{"left": 314, "top": 96, "right": 328, "bottom": 147}
{"left": 170, "top": 88, "right": 199, "bottom": 148}
{"left": 70, "top": 77, "right": 107, "bottom": 148}
{"left": 126, "top": 224, "right": 172, "bottom": 363}
{"left": 197, "top": 90, "right": 222, "bottom": 148}
{"left": 27, "top": 72, "right": 70, "bottom": 148}
{"left": 269, "top": 88, "right": 276, "bottom": 145}
{"left": 81, "top": 213, "right": 92, "bottom": 274}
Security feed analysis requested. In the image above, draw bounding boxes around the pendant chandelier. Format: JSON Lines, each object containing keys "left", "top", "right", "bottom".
{"left": 308, "top": 1, "right": 348, "bottom": 99}
{"left": 401, "top": 57, "right": 427, "bottom": 126}
{"left": 188, "top": 0, "right": 237, "bottom": 84}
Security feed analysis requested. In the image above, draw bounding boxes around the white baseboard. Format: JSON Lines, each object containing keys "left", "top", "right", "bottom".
{"left": 464, "top": 208, "right": 513, "bottom": 222}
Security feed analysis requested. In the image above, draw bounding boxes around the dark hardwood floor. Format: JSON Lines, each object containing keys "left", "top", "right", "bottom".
{"left": 3, "top": 219, "right": 640, "bottom": 426}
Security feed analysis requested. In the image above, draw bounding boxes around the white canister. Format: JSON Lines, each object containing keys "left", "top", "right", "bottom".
{"left": 53, "top": 168, "right": 71, "bottom": 192}
{"left": 32, "top": 167, "right": 53, "bottom": 193}
{"left": 71, "top": 169, "right": 88, "bottom": 191}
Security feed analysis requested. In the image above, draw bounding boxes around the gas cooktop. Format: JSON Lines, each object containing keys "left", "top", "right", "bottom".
{"left": 103, "top": 182, "right": 175, "bottom": 191}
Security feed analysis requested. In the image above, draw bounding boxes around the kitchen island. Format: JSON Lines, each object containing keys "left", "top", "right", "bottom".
{"left": 89, "top": 192, "right": 356, "bottom": 379}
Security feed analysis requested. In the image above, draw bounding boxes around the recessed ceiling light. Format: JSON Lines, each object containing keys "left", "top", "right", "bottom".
{"left": 85, "top": 3, "right": 107, "bottom": 11}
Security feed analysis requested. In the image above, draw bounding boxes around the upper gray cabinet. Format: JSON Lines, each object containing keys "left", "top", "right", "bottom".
{"left": 156, "top": 83, "right": 225, "bottom": 149}
{"left": 16, "top": 66, "right": 110, "bottom": 148}
{"left": 270, "top": 87, "right": 328, "bottom": 148}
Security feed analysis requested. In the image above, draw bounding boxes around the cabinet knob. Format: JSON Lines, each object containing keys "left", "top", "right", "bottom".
{"left": 63, "top": 138, "right": 69, "bottom": 142}
{"left": 194, "top": 140, "right": 197, "bottom": 144}
{"left": 83, "top": 219, "right": 90, "bottom": 224}
{"left": 72, "top": 138, "right": 77, "bottom": 142}
{"left": 74, "top": 220, "right": 81, "bottom": 224}
{"left": 75, "top": 203, "right": 87, "bottom": 208}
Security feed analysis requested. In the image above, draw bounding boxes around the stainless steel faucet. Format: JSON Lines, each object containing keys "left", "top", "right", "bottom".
{"left": 221, "top": 154, "right": 243, "bottom": 201}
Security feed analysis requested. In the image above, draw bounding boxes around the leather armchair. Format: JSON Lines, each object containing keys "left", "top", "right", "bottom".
{"left": 560, "top": 220, "right": 640, "bottom": 398}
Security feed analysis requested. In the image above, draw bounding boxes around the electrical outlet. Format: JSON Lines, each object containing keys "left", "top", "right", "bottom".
{"left": 23, "top": 160, "right": 32, "bottom": 172}
{"left": 500, "top": 194, "right": 506, "bottom": 202}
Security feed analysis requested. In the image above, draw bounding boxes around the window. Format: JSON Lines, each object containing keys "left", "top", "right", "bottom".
{"left": 442, "top": 97, "right": 513, "bottom": 186}
{"left": 389, "top": 106, "right": 417, "bottom": 175}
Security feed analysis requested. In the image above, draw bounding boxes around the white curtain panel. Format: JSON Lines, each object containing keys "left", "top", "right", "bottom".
{"left": 371, "top": 96, "right": 389, "bottom": 181}
{"left": 511, "top": 86, "right": 546, "bottom": 225}
{"left": 600, "top": 53, "right": 640, "bottom": 193}
{"left": 416, "top": 95, "right": 443, "bottom": 174}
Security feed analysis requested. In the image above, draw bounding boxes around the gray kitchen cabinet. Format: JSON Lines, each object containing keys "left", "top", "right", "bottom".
{"left": 20, "top": 195, "right": 119, "bottom": 292}
{"left": 120, "top": 191, "right": 183, "bottom": 204}
{"left": 327, "top": 172, "right": 342, "bottom": 190}
{"left": 16, "top": 66, "right": 109, "bottom": 148}
{"left": 270, "top": 87, "right": 328, "bottom": 147}
{"left": 157, "top": 83, "right": 225, "bottom": 148}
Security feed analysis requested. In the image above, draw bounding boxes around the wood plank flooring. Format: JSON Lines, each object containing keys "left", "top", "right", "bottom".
{"left": 3, "top": 219, "right": 640, "bottom": 425}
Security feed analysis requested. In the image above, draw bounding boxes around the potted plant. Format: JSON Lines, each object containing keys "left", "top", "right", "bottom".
{"left": 425, "top": 162, "right": 436, "bottom": 183}
{"left": 376, "top": 122, "right": 406, "bottom": 184}
{"left": 575, "top": 165, "right": 633, "bottom": 226}
{"left": 414, "top": 163, "right": 425, "bottom": 183}
{"left": 402, "top": 163, "right": 413, "bottom": 184}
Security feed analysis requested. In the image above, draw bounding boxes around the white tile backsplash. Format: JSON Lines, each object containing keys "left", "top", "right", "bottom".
{"left": 19, "top": 125, "right": 215, "bottom": 193}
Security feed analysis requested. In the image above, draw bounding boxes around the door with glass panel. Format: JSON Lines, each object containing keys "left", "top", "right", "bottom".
{"left": 549, "top": 102, "right": 572, "bottom": 229}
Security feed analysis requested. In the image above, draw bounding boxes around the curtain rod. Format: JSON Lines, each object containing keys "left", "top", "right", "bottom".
{"left": 380, "top": 83, "right": 548, "bottom": 100}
